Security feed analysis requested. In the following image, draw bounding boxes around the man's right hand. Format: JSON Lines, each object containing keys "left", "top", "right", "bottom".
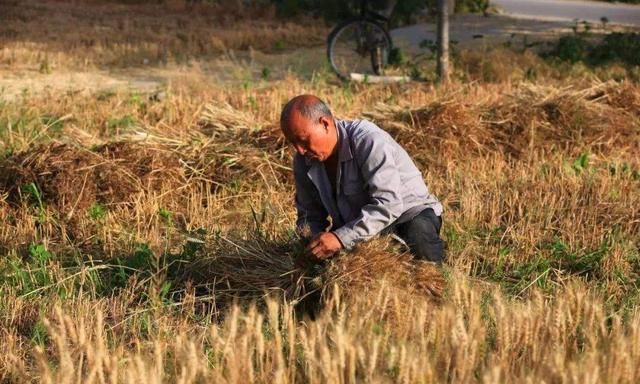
{"left": 305, "top": 232, "right": 342, "bottom": 261}
{"left": 294, "top": 252, "right": 313, "bottom": 269}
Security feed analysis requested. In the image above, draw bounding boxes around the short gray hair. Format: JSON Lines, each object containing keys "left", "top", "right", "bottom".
{"left": 280, "top": 95, "right": 333, "bottom": 127}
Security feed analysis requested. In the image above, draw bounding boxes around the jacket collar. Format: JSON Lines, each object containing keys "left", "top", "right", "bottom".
{"left": 337, "top": 119, "right": 354, "bottom": 163}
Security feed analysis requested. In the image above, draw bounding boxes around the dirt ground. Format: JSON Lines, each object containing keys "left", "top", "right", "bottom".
{"left": 0, "top": 46, "right": 328, "bottom": 101}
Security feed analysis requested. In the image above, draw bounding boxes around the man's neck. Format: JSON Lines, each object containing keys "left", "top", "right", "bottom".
{"left": 324, "top": 146, "right": 338, "bottom": 164}
{"left": 324, "top": 122, "right": 340, "bottom": 164}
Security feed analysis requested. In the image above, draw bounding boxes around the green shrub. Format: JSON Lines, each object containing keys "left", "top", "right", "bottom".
{"left": 545, "top": 31, "right": 640, "bottom": 67}
{"left": 454, "top": 0, "right": 490, "bottom": 14}
{"left": 589, "top": 32, "right": 640, "bottom": 66}
{"left": 272, "top": 0, "right": 427, "bottom": 25}
{"left": 547, "top": 35, "right": 591, "bottom": 63}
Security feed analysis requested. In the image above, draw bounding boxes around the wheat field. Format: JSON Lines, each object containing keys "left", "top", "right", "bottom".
{"left": 1, "top": 1, "right": 640, "bottom": 383}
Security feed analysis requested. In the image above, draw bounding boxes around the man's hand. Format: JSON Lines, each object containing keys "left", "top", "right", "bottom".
{"left": 305, "top": 232, "right": 342, "bottom": 261}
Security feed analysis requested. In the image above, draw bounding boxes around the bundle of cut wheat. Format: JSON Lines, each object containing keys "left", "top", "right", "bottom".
{"left": 0, "top": 141, "right": 188, "bottom": 214}
{"left": 364, "top": 80, "right": 639, "bottom": 161}
{"left": 181, "top": 234, "right": 445, "bottom": 316}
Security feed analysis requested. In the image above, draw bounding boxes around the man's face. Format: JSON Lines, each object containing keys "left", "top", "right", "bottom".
{"left": 283, "top": 114, "right": 336, "bottom": 162}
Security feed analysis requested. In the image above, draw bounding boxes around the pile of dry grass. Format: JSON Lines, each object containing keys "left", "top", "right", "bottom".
{"left": 200, "top": 102, "right": 286, "bottom": 149}
{"left": 0, "top": 104, "right": 290, "bottom": 211}
{"left": 489, "top": 81, "right": 639, "bottom": 154}
{"left": 0, "top": 110, "right": 290, "bottom": 245}
{"left": 0, "top": 141, "right": 187, "bottom": 221}
{"left": 365, "top": 80, "right": 639, "bottom": 162}
{"left": 181, "top": 233, "right": 303, "bottom": 306}
{"left": 195, "top": 102, "right": 290, "bottom": 185}
{"left": 365, "top": 100, "right": 483, "bottom": 164}
{"left": 323, "top": 239, "right": 445, "bottom": 299}
{"left": 181, "top": 235, "right": 444, "bottom": 315}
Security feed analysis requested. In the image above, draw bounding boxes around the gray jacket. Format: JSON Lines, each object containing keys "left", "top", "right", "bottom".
{"left": 294, "top": 119, "right": 442, "bottom": 250}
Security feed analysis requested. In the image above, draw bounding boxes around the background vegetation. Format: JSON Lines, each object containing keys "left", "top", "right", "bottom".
{"left": 0, "top": 1, "right": 639, "bottom": 382}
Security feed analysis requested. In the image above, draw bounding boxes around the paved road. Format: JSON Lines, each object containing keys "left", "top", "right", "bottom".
{"left": 391, "top": 13, "right": 573, "bottom": 53}
{"left": 492, "top": 0, "right": 640, "bottom": 26}
{"left": 391, "top": 1, "right": 639, "bottom": 53}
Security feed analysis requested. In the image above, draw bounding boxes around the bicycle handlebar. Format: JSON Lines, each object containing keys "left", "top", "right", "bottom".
{"left": 360, "top": 0, "right": 395, "bottom": 23}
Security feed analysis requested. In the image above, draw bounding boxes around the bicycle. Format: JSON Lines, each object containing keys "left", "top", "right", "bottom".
{"left": 326, "top": 0, "right": 396, "bottom": 81}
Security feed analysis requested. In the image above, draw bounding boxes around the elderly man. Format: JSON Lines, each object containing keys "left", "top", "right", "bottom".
{"left": 281, "top": 94, "right": 444, "bottom": 264}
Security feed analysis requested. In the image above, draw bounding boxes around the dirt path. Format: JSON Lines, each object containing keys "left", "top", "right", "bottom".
{"left": 0, "top": 47, "right": 327, "bottom": 101}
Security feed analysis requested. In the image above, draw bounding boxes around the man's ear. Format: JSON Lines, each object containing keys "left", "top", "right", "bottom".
{"left": 319, "top": 116, "right": 331, "bottom": 132}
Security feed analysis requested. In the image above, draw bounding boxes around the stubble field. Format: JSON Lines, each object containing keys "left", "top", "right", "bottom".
{"left": 1, "top": 1, "right": 639, "bottom": 383}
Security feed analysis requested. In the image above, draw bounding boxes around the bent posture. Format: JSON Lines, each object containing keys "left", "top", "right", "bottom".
{"left": 281, "top": 95, "right": 444, "bottom": 264}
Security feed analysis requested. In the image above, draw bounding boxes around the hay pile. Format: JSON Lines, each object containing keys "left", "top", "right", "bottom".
{"left": 0, "top": 141, "right": 187, "bottom": 220}
{"left": 365, "top": 80, "right": 639, "bottom": 160}
{"left": 199, "top": 101, "right": 286, "bottom": 151}
{"left": 181, "top": 234, "right": 445, "bottom": 314}
{"left": 196, "top": 102, "right": 289, "bottom": 184}
{"left": 322, "top": 239, "right": 445, "bottom": 299}
{"left": 0, "top": 110, "right": 291, "bottom": 215}
{"left": 182, "top": 234, "right": 304, "bottom": 305}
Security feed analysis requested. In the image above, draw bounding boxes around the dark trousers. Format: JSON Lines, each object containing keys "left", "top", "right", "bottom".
{"left": 393, "top": 208, "right": 444, "bottom": 263}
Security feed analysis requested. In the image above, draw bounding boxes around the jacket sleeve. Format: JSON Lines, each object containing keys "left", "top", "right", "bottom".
{"left": 293, "top": 155, "right": 329, "bottom": 236}
{"left": 332, "top": 133, "right": 404, "bottom": 249}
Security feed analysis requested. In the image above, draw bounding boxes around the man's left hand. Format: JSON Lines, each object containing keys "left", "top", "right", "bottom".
{"left": 305, "top": 232, "right": 342, "bottom": 261}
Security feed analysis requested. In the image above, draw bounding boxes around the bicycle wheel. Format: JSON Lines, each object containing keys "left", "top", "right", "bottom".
{"left": 327, "top": 18, "right": 392, "bottom": 81}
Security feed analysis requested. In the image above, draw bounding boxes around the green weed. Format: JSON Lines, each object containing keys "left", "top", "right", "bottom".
{"left": 88, "top": 202, "right": 107, "bottom": 220}
{"left": 21, "top": 183, "right": 46, "bottom": 223}
{"left": 572, "top": 152, "right": 589, "bottom": 175}
{"left": 106, "top": 115, "right": 136, "bottom": 133}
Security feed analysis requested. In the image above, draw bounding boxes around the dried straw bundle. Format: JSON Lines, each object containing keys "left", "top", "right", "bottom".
{"left": 364, "top": 80, "right": 639, "bottom": 160}
{"left": 0, "top": 141, "right": 187, "bottom": 214}
{"left": 323, "top": 238, "right": 445, "bottom": 300}
{"left": 196, "top": 102, "right": 290, "bottom": 185}
{"left": 182, "top": 234, "right": 307, "bottom": 306}
{"left": 199, "top": 101, "right": 285, "bottom": 150}
{"left": 182, "top": 234, "right": 445, "bottom": 314}
{"left": 200, "top": 102, "right": 265, "bottom": 137}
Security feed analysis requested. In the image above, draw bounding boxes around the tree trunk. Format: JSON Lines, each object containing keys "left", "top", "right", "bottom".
{"left": 437, "top": 0, "right": 451, "bottom": 83}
